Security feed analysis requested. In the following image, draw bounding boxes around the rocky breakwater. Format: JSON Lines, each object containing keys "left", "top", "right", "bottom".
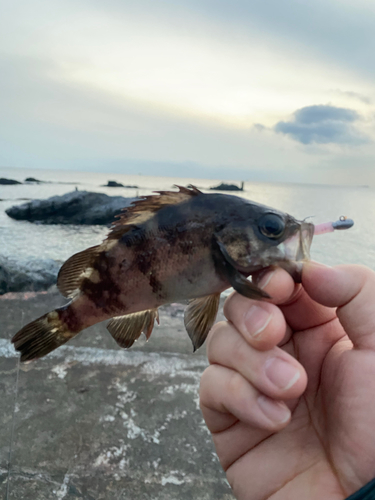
{"left": 0, "top": 256, "right": 61, "bottom": 294}
{"left": 6, "top": 190, "right": 135, "bottom": 225}
{"left": 3, "top": 191, "right": 135, "bottom": 293}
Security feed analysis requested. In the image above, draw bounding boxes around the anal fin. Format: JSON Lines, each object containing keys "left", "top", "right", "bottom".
{"left": 107, "top": 309, "right": 159, "bottom": 349}
{"left": 184, "top": 294, "right": 220, "bottom": 352}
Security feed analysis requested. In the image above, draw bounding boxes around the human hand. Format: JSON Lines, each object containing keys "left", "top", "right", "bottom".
{"left": 200, "top": 262, "right": 375, "bottom": 500}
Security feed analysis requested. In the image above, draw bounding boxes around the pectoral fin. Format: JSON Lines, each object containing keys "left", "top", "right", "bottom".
{"left": 107, "top": 309, "right": 159, "bottom": 348}
{"left": 57, "top": 245, "right": 101, "bottom": 298}
{"left": 214, "top": 239, "right": 270, "bottom": 300}
{"left": 184, "top": 294, "right": 220, "bottom": 352}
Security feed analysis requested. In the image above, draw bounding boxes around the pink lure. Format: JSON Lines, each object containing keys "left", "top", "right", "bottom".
{"left": 314, "top": 216, "right": 354, "bottom": 235}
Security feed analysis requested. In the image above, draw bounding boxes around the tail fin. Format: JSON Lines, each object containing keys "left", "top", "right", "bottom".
{"left": 12, "top": 310, "right": 77, "bottom": 362}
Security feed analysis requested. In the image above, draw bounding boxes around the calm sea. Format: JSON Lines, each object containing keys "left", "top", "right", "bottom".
{"left": 1, "top": 167, "right": 374, "bottom": 271}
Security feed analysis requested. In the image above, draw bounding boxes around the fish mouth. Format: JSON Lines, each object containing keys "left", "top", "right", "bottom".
{"left": 277, "top": 222, "right": 314, "bottom": 282}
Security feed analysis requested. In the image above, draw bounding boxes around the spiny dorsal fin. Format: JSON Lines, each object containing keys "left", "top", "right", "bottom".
{"left": 184, "top": 293, "right": 220, "bottom": 352}
{"left": 108, "top": 185, "right": 202, "bottom": 239}
{"left": 57, "top": 245, "right": 101, "bottom": 298}
{"left": 107, "top": 309, "right": 159, "bottom": 348}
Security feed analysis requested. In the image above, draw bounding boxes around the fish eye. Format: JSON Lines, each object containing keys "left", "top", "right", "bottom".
{"left": 258, "top": 214, "right": 285, "bottom": 239}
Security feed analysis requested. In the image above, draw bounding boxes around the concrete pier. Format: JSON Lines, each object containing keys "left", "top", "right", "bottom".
{"left": 0, "top": 288, "right": 234, "bottom": 499}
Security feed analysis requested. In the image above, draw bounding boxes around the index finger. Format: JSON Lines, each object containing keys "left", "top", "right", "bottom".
{"left": 254, "top": 266, "right": 336, "bottom": 332}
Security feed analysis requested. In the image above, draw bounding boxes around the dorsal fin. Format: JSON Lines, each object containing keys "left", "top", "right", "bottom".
{"left": 57, "top": 245, "right": 101, "bottom": 298}
{"left": 108, "top": 184, "right": 202, "bottom": 240}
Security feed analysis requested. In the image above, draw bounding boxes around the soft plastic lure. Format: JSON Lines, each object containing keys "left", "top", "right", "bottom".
{"left": 314, "top": 216, "right": 354, "bottom": 235}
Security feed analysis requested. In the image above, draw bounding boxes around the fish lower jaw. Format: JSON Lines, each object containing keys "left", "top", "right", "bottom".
{"left": 276, "top": 260, "right": 304, "bottom": 283}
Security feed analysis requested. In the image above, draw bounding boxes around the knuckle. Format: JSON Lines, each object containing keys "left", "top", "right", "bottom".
{"left": 223, "top": 291, "right": 249, "bottom": 319}
{"left": 199, "top": 368, "right": 210, "bottom": 399}
{"left": 199, "top": 366, "right": 216, "bottom": 400}
{"left": 226, "top": 370, "right": 246, "bottom": 396}
{"left": 279, "top": 283, "right": 303, "bottom": 306}
{"left": 230, "top": 335, "right": 248, "bottom": 365}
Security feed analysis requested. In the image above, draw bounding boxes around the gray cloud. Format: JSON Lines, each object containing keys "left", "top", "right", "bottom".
{"left": 332, "top": 89, "right": 372, "bottom": 105}
{"left": 85, "top": 0, "right": 375, "bottom": 80}
{"left": 274, "top": 105, "right": 366, "bottom": 145}
{"left": 0, "top": 54, "right": 309, "bottom": 179}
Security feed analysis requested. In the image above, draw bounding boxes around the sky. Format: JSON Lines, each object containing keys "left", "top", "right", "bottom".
{"left": 1, "top": 0, "right": 375, "bottom": 184}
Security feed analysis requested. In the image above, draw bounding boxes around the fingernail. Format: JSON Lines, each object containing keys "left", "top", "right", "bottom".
{"left": 244, "top": 306, "right": 272, "bottom": 338}
{"left": 257, "top": 395, "right": 290, "bottom": 423}
{"left": 258, "top": 270, "right": 276, "bottom": 290}
{"left": 265, "top": 358, "right": 300, "bottom": 390}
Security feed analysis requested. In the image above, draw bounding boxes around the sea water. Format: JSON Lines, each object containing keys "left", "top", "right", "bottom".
{"left": 0, "top": 166, "right": 374, "bottom": 270}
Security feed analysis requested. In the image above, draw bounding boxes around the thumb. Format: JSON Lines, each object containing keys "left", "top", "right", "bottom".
{"left": 302, "top": 261, "right": 375, "bottom": 351}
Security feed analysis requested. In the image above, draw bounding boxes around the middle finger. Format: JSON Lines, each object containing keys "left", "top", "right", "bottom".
{"left": 208, "top": 321, "right": 307, "bottom": 400}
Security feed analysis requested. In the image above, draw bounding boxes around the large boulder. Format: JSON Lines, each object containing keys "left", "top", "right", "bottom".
{"left": 0, "top": 256, "right": 61, "bottom": 295}
{"left": 0, "top": 177, "right": 22, "bottom": 185}
{"left": 5, "top": 190, "right": 135, "bottom": 225}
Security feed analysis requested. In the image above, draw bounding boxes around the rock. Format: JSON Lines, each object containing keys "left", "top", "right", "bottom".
{"left": 6, "top": 190, "right": 135, "bottom": 225}
{"left": 24, "top": 177, "right": 44, "bottom": 183}
{"left": 0, "top": 256, "right": 60, "bottom": 295}
{"left": 105, "top": 180, "right": 125, "bottom": 187}
{"left": 209, "top": 182, "right": 244, "bottom": 191}
{"left": 0, "top": 177, "right": 21, "bottom": 185}
{"left": 103, "top": 180, "right": 139, "bottom": 188}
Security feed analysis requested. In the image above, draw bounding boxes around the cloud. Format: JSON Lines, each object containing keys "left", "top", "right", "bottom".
{"left": 85, "top": 0, "right": 375, "bottom": 81}
{"left": 274, "top": 105, "right": 367, "bottom": 145}
{"left": 332, "top": 89, "right": 372, "bottom": 105}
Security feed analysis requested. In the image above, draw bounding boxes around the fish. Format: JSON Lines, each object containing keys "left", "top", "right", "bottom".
{"left": 12, "top": 185, "right": 314, "bottom": 362}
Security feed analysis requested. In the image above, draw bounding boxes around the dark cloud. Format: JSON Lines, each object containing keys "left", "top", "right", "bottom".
{"left": 274, "top": 105, "right": 366, "bottom": 145}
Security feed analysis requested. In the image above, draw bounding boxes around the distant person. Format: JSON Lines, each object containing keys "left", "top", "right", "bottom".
{"left": 200, "top": 261, "right": 375, "bottom": 500}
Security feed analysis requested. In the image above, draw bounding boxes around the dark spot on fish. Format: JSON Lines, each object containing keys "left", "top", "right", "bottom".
{"left": 161, "top": 226, "right": 178, "bottom": 245}
{"left": 178, "top": 239, "right": 194, "bottom": 255}
{"left": 130, "top": 232, "right": 160, "bottom": 275}
{"left": 81, "top": 277, "right": 124, "bottom": 314}
{"left": 80, "top": 253, "right": 125, "bottom": 314}
{"left": 120, "top": 258, "right": 129, "bottom": 270}
{"left": 92, "top": 256, "right": 109, "bottom": 274}
{"left": 136, "top": 251, "right": 153, "bottom": 274}
{"left": 58, "top": 305, "right": 83, "bottom": 333}
{"left": 149, "top": 273, "right": 163, "bottom": 295}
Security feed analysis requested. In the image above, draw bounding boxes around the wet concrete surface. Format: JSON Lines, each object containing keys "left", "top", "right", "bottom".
{"left": 0, "top": 289, "right": 234, "bottom": 499}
